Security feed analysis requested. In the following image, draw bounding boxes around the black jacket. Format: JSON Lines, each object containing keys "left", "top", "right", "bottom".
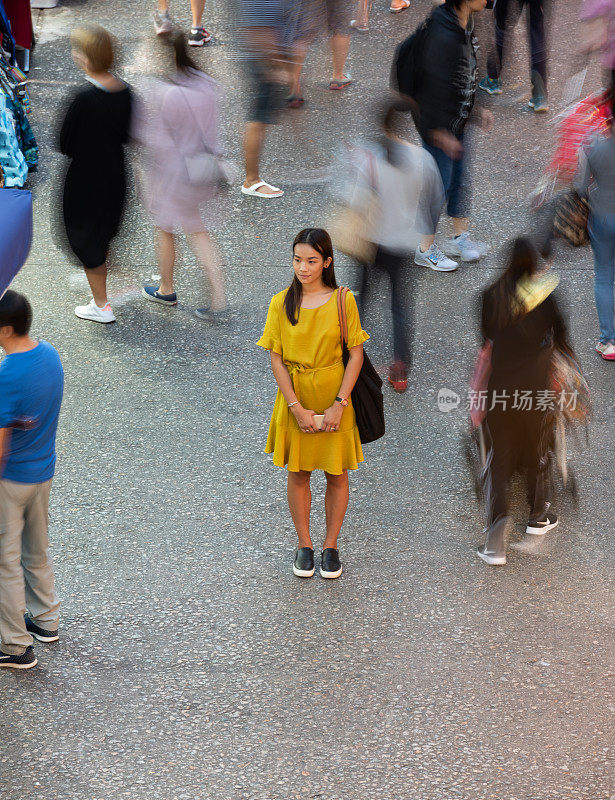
{"left": 480, "top": 283, "right": 570, "bottom": 396}
{"left": 412, "top": 5, "right": 479, "bottom": 142}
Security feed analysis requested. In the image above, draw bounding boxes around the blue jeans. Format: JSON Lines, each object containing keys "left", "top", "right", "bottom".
{"left": 422, "top": 134, "right": 470, "bottom": 219}
{"left": 589, "top": 212, "right": 615, "bottom": 343}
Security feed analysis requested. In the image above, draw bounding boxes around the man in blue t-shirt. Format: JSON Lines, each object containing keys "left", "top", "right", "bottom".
{"left": 0, "top": 291, "right": 64, "bottom": 669}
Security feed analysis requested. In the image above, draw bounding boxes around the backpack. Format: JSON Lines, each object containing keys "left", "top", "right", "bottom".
{"left": 390, "top": 16, "right": 431, "bottom": 98}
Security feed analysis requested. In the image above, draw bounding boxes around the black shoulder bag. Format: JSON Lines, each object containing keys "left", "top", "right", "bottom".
{"left": 337, "top": 287, "right": 385, "bottom": 444}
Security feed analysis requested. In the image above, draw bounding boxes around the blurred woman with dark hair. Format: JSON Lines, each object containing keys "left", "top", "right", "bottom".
{"left": 257, "top": 229, "right": 368, "bottom": 579}
{"left": 134, "top": 31, "right": 229, "bottom": 321}
{"left": 477, "top": 238, "right": 573, "bottom": 566}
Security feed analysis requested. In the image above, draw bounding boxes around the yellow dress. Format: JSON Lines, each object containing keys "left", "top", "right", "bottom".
{"left": 257, "top": 287, "right": 369, "bottom": 474}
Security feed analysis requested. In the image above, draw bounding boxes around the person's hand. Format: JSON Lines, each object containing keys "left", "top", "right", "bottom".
{"left": 322, "top": 404, "right": 344, "bottom": 433}
{"left": 431, "top": 130, "right": 464, "bottom": 159}
{"left": 479, "top": 108, "right": 494, "bottom": 132}
{"left": 291, "top": 405, "right": 318, "bottom": 433}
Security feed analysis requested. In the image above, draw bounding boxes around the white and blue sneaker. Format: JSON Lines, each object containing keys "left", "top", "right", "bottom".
{"left": 444, "top": 232, "right": 488, "bottom": 263}
{"left": 414, "top": 244, "right": 458, "bottom": 272}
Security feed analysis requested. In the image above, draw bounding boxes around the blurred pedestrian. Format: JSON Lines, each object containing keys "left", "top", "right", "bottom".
{"left": 60, "top": 25, "right": 132, "bottom": 324}
{"left": 337, "top": 101, "right": 447, "bottom": 392}
{"left": 134, "top": 32, "right": 228, "bottom": 321}
{"left": 257, "top": 229, "right": 368, "bottom": 579}
{"left": 289, "top": 0, "right": 353, "bottom": 102}
{"left": 477, "top": 238, "right": 572, "bottom": 566}
{"left": 479, "top": 0, "right": 550, "bottom": 113}
{"left": 154, "top": 0, "right": 212, "bottom": 46}
{"left": 580, "top": 0, "right": 615, "bottom": 92}
{"left": 238, "top": 0, "right": 289, "bottom": 198}
{"left": 0, "top": 291, "right": 64, "bottom": 669}
{"left": 395, "top": 0, "right": 493, "bottom": 266}
{"left": 350, "top": 0, "right": 370, "bottom": 31}
{"left": 575, "top": 108, "right": 615, "bottom": 360}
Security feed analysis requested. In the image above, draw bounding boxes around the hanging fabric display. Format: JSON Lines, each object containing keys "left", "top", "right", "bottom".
{"left": 0, "top": 90, "right": 28, "bottom": 186}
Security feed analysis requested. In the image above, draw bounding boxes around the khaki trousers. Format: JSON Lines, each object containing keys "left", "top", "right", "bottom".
{"left": 0, "top": 479, "right": 59, "bottom": 655}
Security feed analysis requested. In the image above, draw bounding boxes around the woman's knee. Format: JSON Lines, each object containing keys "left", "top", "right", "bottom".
{"left": 324, "top": 470, "right": 348, "bottom": 486}
{"left": 288, "top": 469, "right": 311, "bottom": 486}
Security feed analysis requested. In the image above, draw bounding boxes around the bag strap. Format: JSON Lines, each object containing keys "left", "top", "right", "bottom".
{"left": 336, "top": 286, "right": 349, "bottom": 349}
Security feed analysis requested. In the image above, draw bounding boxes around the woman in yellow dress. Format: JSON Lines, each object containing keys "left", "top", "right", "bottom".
{"left": 257, "top": 228, "right": 369, "bottom": 579}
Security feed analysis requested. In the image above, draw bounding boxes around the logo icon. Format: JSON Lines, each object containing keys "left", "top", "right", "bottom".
{"left": 437, "top": 388, "right": 461, "bottom": 413}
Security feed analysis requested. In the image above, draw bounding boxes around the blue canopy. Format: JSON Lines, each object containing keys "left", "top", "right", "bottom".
{"left": 0, "top": 188, "right": 32, "bottom": 297}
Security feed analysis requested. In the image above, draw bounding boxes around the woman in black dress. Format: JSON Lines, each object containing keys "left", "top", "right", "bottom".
{"left": 60, "top": 25, "right": 132, "bottom": 324}
{"left": 477, "top": 238, "right": 573, "bottom": 566}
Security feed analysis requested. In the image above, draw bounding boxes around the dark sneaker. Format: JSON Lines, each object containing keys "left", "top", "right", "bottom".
{"left": 142, "top": 286, "right": 178, "bottom": 306}
{"left": 477, "top": 517, "right": 510, "bottom": 566}
{"left": 0, "top": 646, "right": 37, "bottom": 669}
{"left": 194, "top": 307, "right": 230, "bottom": 324}
{"left": 528, "top": 95, "right": 549, "bottom": 113}
{"left": 320, "top": 548, "right": 342, "bottom": 579}
{"left": 188, "top": 27, "right": 211, "bottom": 46}
{"left": 479, "top": 76, "right": 502, "bottom": 95}
{"left": 25, "top": 615, "right": 59, "bottom": 642}
{"left": 293, "top": 547, "right": 315, "bottom": 578}
{"left": 526, "top": 512, "right": 558, "bottom": 536}
{"left": 388, "top": 361, "right": 408, "bottom": 393}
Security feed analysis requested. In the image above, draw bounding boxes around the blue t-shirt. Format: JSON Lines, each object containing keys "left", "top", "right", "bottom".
{"left": 0, "top": 341, "right": 64, "bottom": 483}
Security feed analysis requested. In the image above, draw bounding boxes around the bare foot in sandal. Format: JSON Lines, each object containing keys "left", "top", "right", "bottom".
{"left": 241, "top": 180, "right": 284, "bottom": 198}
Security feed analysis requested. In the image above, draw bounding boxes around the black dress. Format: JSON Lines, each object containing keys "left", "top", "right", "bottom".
{"left": 480, "top": 285, "right": 570, "bottom": 526}
{"left": 59, "top": 83, "right": 132, "bottom": 269}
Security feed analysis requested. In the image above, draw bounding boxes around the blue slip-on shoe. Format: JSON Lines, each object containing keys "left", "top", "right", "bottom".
{"left": 142, "top": 286, "right": 177, "bottom": 306}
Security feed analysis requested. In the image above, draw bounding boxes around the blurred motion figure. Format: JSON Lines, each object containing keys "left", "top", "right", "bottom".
{"left": 134, "top": 32, "right": 229, "bottom": 321}
{"left": 479, "top": 0, "right": 550, "bottom": 112}
{"left": 59, "top": 25, "right": 132, "bottom": 324}
{"left": 477, "top": 239, "right": 573, "bottom": 566}
{"left": 336, "top": 101, "right": 446, "bottom": 392}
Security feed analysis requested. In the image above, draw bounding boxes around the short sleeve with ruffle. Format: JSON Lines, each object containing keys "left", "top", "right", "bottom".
{"left": 345, "top": 290, "right": 370, "bottom": 349}
{"left": 257, "top": 293, "right": 283, "bottom": 355}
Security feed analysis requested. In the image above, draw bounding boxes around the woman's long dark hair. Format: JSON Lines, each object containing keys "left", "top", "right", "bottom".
{"left": 172, "top": 31, "right": 200, "bottom": 74}
{"left": 486, "top": 237, "right": 540, "bottom": 331}
{"left": 284, "top": 229, "right": 337, "bottom": 325}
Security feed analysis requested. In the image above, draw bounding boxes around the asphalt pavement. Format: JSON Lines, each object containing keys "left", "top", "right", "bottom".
{"left": 1, "top": 1, "right": 614, "bottom": 798}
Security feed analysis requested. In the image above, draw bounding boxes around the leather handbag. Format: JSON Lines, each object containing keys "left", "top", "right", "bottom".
{"left": 327, "top": 149, "right": 379, "bottom": 265}
{"left": 336, "top": 287, "right": 385, "bottom": 444}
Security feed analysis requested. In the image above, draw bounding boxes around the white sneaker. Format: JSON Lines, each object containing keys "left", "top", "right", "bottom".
{"left": 74, "top": 298, "right": 116, "bottom": 324}
{"left": 444, "top": 232, "right": 487, "bottom": 262}
{"left": 414, "top": 244, "right": 458, "bottom": 272}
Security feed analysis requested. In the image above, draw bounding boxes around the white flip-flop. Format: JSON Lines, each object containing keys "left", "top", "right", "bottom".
{"left": 390, "top": 0, "right": 410, "bottom": 11}
{"left": 241, "top": 181, "right": 284, "bottom": 198}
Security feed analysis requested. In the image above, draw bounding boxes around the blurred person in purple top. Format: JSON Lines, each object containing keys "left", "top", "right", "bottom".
{"left": 0, "top": 291, "right": 64, "bottom": 670}
{"left": 133, "top": 32, "right": 229, "bottom": 322}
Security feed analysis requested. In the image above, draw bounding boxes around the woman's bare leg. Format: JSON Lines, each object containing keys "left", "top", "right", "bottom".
{"left": 288, "top": 470, "right": 312, "bottom": 549}
{"left": 85, "top": 263, "right": 108, "bottom": 307}
{"left": 156, "top": 229, "right": 176, "bottom": 295}
{"left": 189, "top": 230, "right": 227, "bottom": 310}
{"left": 323, "top": 470, "right": 349, "bottom": 549}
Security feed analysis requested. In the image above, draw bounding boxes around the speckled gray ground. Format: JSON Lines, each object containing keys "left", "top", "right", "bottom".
{"left": 1, "top": 1, "right": 614, "bottom": 798}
